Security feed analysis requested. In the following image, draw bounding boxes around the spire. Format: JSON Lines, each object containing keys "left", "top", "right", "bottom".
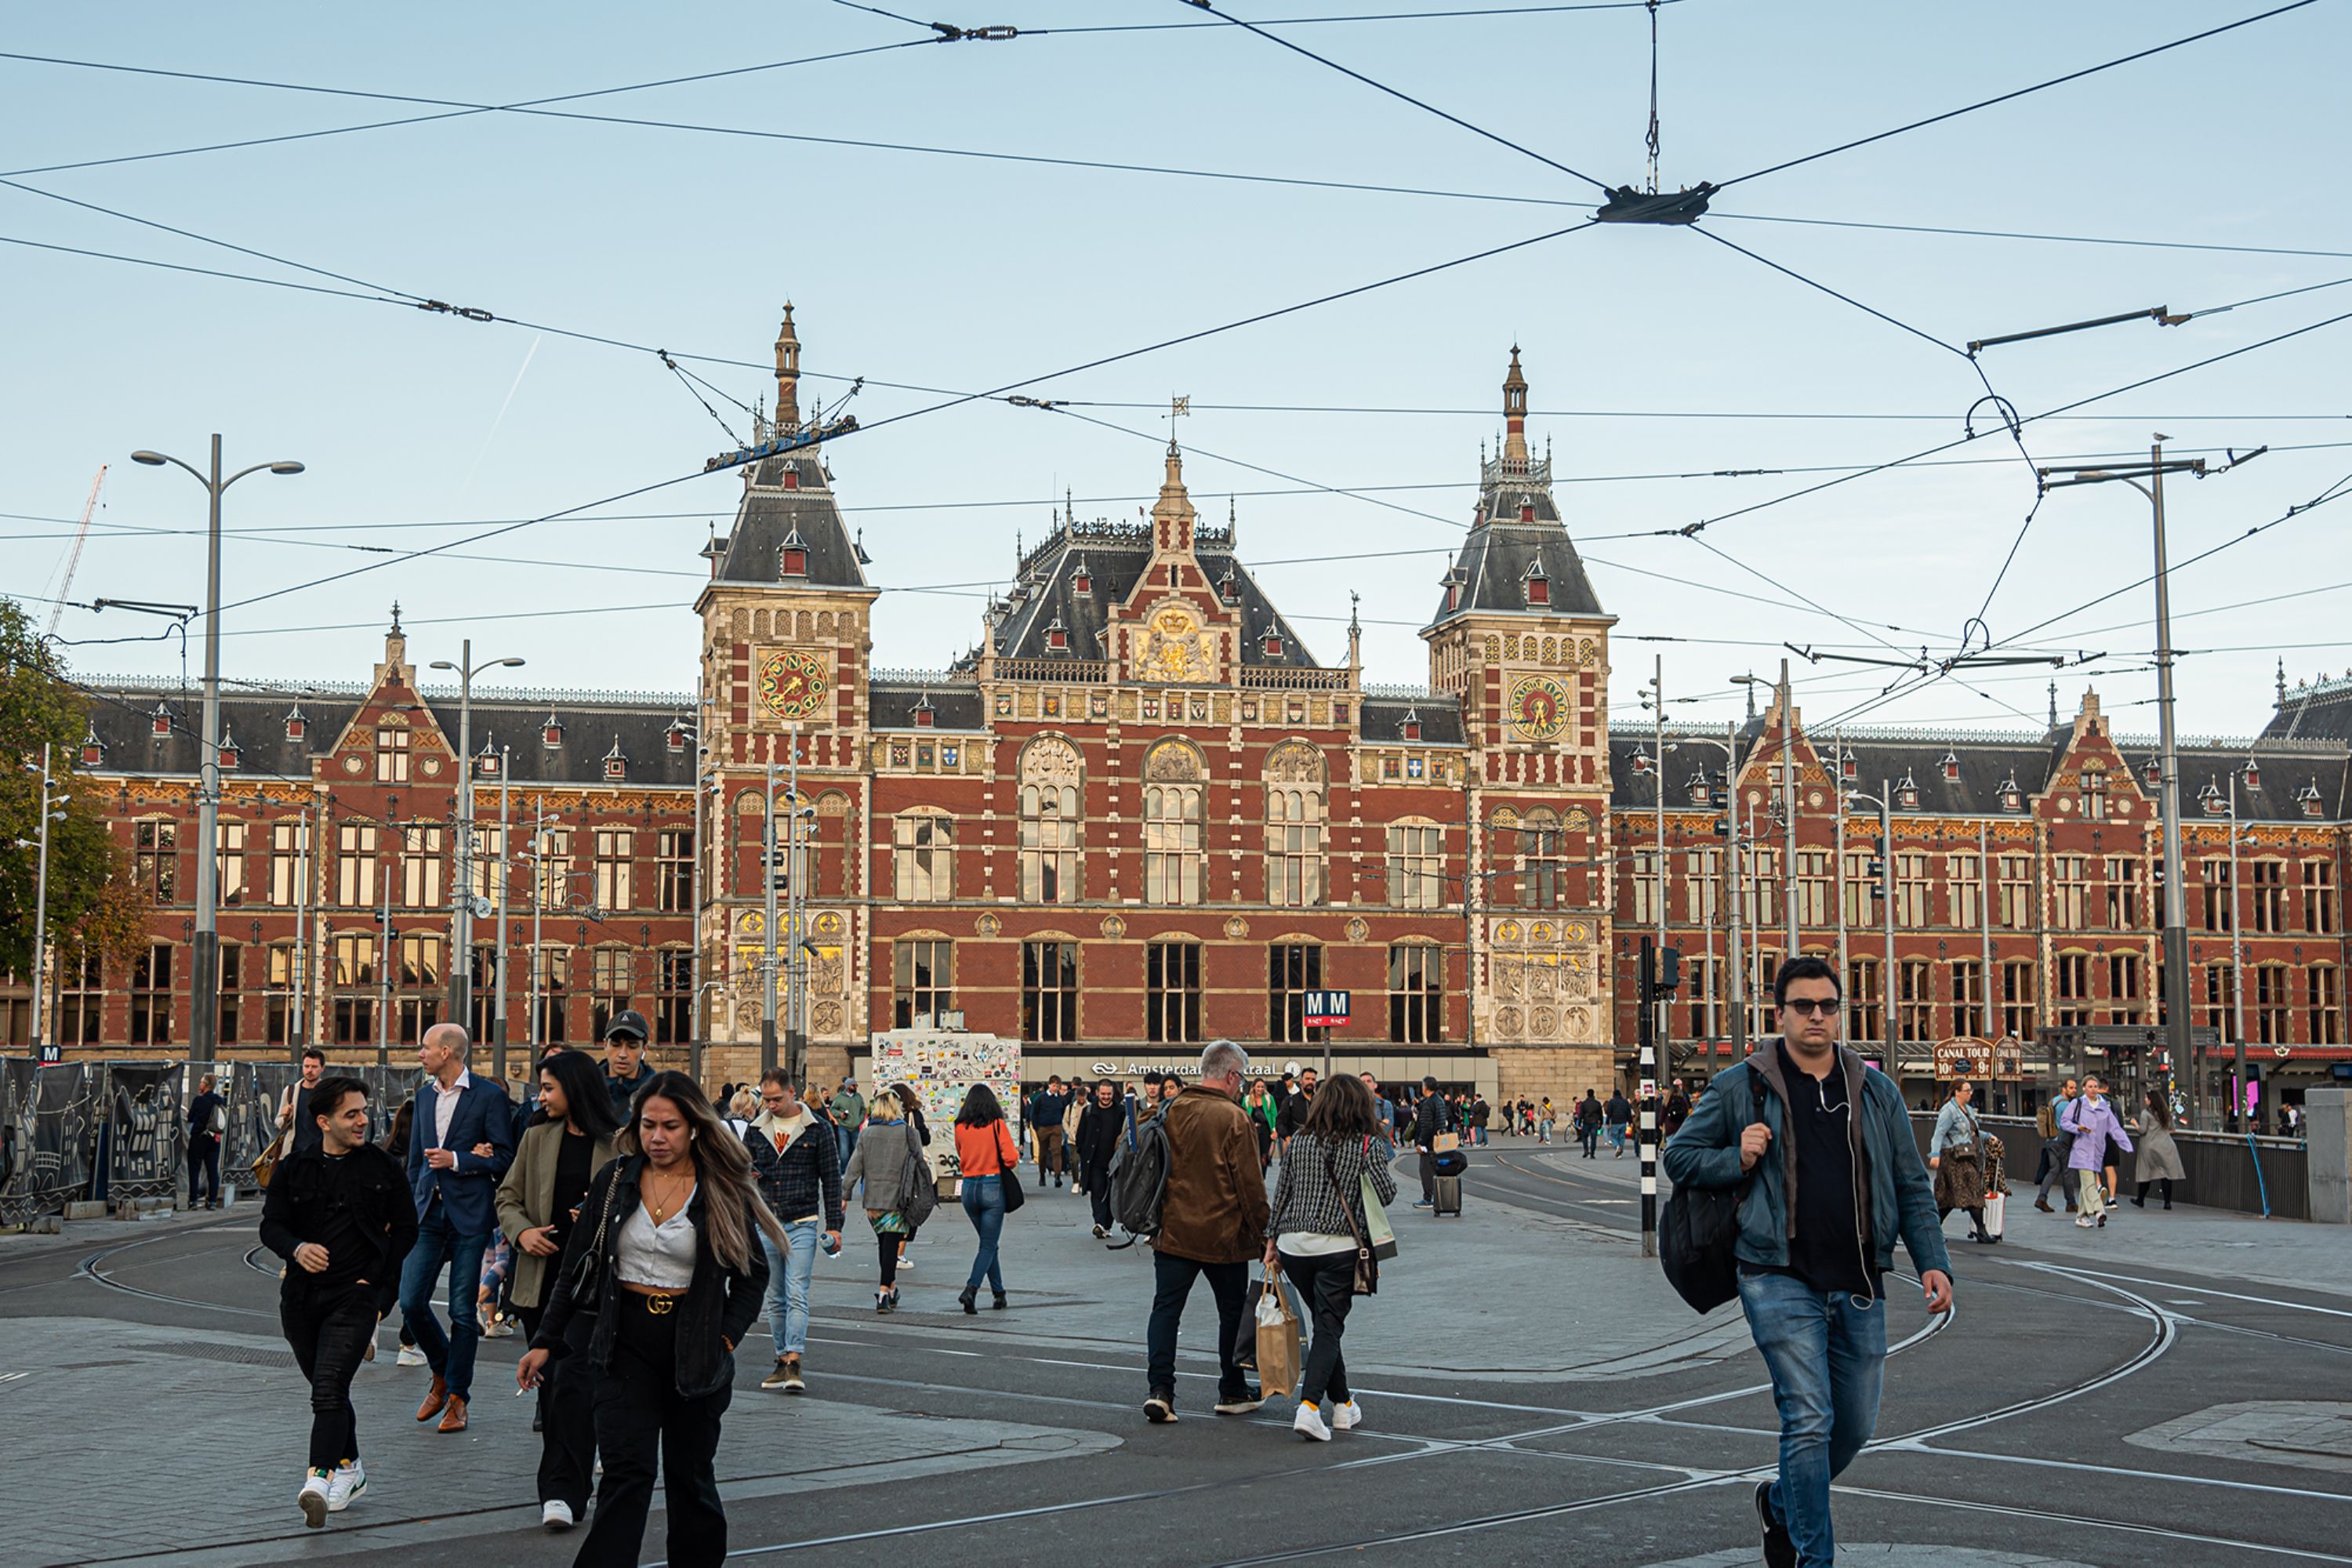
{"left": 2049, "top": 679, "right": 2060, "bottom": 731}
{"left": 1151, "top": 439, "right": 1198, "bottom": 556}
{"left": 2277, "top": 658, "right": 2288, "bottom": 706}
{"left": 1501, "top": 345, "right": 1530, "bottom": 470}
{"left": 1346, "top": 590, "right": 1362, "bottom": 673}
{"left": 1744, "top": 671, "right": 1757, "bottom": 723}
{"left": 773, "top": 303, "right": 801, "bottom": 432}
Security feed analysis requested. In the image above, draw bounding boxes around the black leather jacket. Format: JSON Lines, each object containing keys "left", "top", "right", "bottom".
{"left": 532, "top": 1154, "right": 770, "bottom": 1399}
{"left": 258, "top": 1143, "right": 419, "bottom": 1318}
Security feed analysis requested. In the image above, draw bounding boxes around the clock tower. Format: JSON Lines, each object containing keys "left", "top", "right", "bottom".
{"left": 1422, "top": 349, "right": 1618, "bottom": 1102}
{"left": 693, "top": 307, "right": 877, "bottom": 1087}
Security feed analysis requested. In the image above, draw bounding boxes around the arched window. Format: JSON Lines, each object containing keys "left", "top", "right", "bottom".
{"left": 1020, "top": 738, "right": 1083, "bottom": 905}
{"left": 1514, "top": 809, "right": 1563, "bottom": 909}
{"left": 1144, "top": 742, "right": 1204, "bottom": 906}
{"left": 894, "top": 811, "right": 954, "bottom": 903}
{"left": 1264, "top": 742, "right": 1324, "bottom": 907}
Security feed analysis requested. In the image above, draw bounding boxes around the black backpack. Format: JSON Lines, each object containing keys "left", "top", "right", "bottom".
{"left": 1659, "top": 1066, "right": 1766, "bottom": 1315}
{"left": 1105, "top": 1102, "right": 1171, "bottom": 1249}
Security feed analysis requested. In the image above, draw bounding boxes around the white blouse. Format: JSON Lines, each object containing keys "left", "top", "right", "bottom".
{"left": 615, "top": 1183, "right": 699, "bottom": 1289}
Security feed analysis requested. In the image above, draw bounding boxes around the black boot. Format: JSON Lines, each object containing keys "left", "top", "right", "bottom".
{"left": 992, "top": 1291, "right": 1008, "bottom": 1310}
{"left": 958, "top": 1285, "right": 978, "bottom": 1315}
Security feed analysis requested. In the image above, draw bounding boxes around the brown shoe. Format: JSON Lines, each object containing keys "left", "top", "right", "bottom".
{"left": 416, "top": 1374, "right": 449, "bottom": 1422}
{"left": 437, "top": 1395, "right": 470, "bottom": 1433}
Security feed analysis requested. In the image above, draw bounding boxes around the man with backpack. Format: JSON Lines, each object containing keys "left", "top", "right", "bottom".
{"left": 1138, "top": 1040, "right": 1268, "bottom": 1423}
{"left": 1664, "top": 956, "right": 1951, "bottom": 1568}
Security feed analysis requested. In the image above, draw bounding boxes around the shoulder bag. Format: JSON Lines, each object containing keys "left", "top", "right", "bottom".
{"left": 1324, "top": 1142, "right": 1380, "bottom": 1297}
{"left": 1356, "top": 1136, "right": 1399, "bottom": 1260}
{"left": 1658, "top": 1067, "right": 1766, "bottom": 1314}
{"left": 997, "top": 1123, "right": 1026, "bottom": 1214}
{"left": 562, "top": 1163, "right": 627, "bottom": 1316}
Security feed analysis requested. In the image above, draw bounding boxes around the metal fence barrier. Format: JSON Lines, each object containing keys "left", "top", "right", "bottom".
{"left": 1910, "top": 1110, "right": 2308, "bottom": 1221}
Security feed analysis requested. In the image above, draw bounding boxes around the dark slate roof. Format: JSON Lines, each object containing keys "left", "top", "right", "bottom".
{"left": 77, "top": 680, "right": 696, "bottom": 789}
{"left": 1426, "top": 460, "right": 1605, "bottom": 629}
{"left": 2266, "top": 675, "right": 2352, "bottom": 743}
{"left": 706, "top": 452, "right": 871, "bottom": 592}
{"left": 1361, "top": 693, "right": 1465, "bottom": 745}
{"left": 869, "top": 681, "right": 987, "bottom": 733}
{"left": 990, "top": 522, "right": 1320, "bottom": 670}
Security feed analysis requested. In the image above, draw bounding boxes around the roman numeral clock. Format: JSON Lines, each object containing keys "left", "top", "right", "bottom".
{"left": 758, "top": 648, "right": 832, "bottom": 721}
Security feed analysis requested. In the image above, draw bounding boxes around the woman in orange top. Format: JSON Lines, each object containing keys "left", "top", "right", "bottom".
{"left": 953, "top": 1086, "right": 1022, "bottom": 1315}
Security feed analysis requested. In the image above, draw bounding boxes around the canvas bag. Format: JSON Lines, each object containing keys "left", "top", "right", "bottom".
{"left": 1254, "top": 1269, "right": 1302, "bottom": 1397}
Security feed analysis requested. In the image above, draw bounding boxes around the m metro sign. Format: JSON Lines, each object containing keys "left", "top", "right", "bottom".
{"left": 1303, "top": 989, "right": 1351, "bottom": 1027}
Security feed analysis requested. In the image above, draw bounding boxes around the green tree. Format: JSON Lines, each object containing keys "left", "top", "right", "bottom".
{"left": 2, "top": 598, "right": 153, "bottom": 985}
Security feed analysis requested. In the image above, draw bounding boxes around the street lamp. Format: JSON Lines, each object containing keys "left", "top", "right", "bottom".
{"left": 1843, "top": 782, "right": 1899, "bottom": 1073}
{"left": 1678, "top": 723, "right": 1748, "bottom": 1062}
{"left": 129, "top": 438, "right": 303, "bottom": 1062}
{"left": 428, "top": 643, "right": 524, "bottom": 1039}
{"left": 1731, "top": 662, "right": 1801, "bottom": 958}
{"left": 16, "top": 745, "right": 68, "bottom": 1058}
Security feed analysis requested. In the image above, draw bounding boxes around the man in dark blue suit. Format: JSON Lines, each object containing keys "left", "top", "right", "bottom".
{"left": 399, "top": 1022, "right": 514, "bottom": 1434}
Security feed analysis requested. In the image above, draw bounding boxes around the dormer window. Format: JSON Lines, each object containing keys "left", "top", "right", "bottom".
{"left": 151, "top": 704, "right": 172, "bottom": 739}
{"left": 1518, "top": 495, "right": 1536, "bottom": 523}
{"left": 1218, "top": 568, "right": 1240, "bottom": 605}
{"left": 2199, "top": 780, "right": 2225, "bottom": 815}
{"left": 1402, "top": 707, "right": 1422, "bottom": 742}
{"left": 602, "top": 737, "right": 627, "bottom": 782}
{"left": 1631, "top": 752, "right": 1651, "bottom": 775}
{"left": 2299, "top": 780, "right": 2325, "bottom": 818}
{"left": 1897, "top": 770, "right": 1918, "bottom": 809}
{"left": 284, "top": 706, "right": 307, "bottom": 743}
{"left": 1940, "top": 750, "right": 1960, "bottom": 782}
{"left": 782, "top": 466, "right": 799, "bottom": 490}
{"left": 1689, "top": 769, "right": 1711, "bottom": 807}
{"left": 1841, "top": 751, "right": 1857, "bottom": 780}
{"left": 1999, "top": 770, "right": 2023, "bottom": 812}
{"left": 475, "top": 740, "right": 500, "bottom": 779}
{"left": 1046, "top": 618, "right": 1069, "bottom": 652}
{"left": 913, "top": 694, "right": 935, "bottom": 729}
{"left": 2242, "top": 757, "right": 2261, "bottom": 791}
{"left": 1071, "top": 558, "right": 1091, "bottom": 596}
{"left": 1263, "top": 626, "right": 1285, "bottom": 660}
{"left": 1523, "top": 572, "right": 1549, "bottom": 608}
{"left": 543, "top": 713, "right": 564, "bottom": 748}
{"left": 779, "top": 528, "right": 808, "bottom": 579}
{"left": 217, "top": 728, "right": 240, "bottom": 771}
{"left": 666, "top": 720, "right": 690, "bottom": 754}
{"left": 2142, "top": 757, "right": 2161, "bottom": 786}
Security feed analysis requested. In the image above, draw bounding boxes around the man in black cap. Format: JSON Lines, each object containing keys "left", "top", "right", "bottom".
{"left": 602, "top": 1011, "right": 653, "bottom": 1123}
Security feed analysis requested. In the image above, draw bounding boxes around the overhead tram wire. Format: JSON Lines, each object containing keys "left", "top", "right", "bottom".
{"left": 1712, "top": 0, "right": 2321, "bottom": 191}
{"left": 1708, "top": 212, "right": 2352, "bottom": 265}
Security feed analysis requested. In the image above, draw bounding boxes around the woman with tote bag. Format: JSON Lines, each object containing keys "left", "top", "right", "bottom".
{"left": 1261, "top": 1075, "right": 1397, "bottom": 1443}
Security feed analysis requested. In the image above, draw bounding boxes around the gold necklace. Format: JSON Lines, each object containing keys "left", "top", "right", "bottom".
{"left": 644, "top": 1164, "right": 694, "bottom": 1222}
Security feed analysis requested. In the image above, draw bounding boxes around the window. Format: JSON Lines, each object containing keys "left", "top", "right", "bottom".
{"left": 1685, "top": 953, "right": 1723, "bottom": 1039}
{"left": 1950, "top": 960, "right": 1984, "bottom": 1037}
{"left": 2306, "top": 860, "right": 2339, "bottom": 934}
{"left": 591, "top": 948, "right": 633, "bottom": 1040}
{"left": 655, "top": 949, "right": 693, "bottom": 1044}
{"left": 129, "top": 943, "right": 172, "bottom": 1046}
{"left": 1265, "top": 781, "right": 1324, "bottom": 907}
{"left": 2053, "top": 951, "right": 2091, "bottom": 1029}
{"left": 1021, "top": 783, "right": 1081, "bottom": 904}
{"left": 1514, "top": 811, "right": 1564, "bottom": 909}
{"left": 1846, "top": 956, "right": 1881, "bottom": 1043}
{"left": 1746, "top": 948, "right": 1781, "bottom": 1040}
{"left": 535, "top": 826, "right": 572, "bottom": 909}
{"left": 270, "top": 819, "right": 311, "bottom": 907}
{"left": 466, "top": 946, "right": 496, "bottom": 1040}
{"left": 893, "top": 939, "right": 953, "bottom": 1029}
{"left": 375, "top": 725, "right": 410, "bottom": 782}
{"left": 1894, "top": 852, "right": 1931, "bottom": 928}
{"left": 1144, "top": 744, "right": 1205, "bottom": 907}
{"left": 1687, "top": 848, "right": 1722, "bottom": 925}
{"left": 216, "top": 820, "right": 246, "bottom": 907}
{"left": 1998, "top": 855, "right": 2034, "bottom": 930}
{"left": 397, "top": 935, "right": 444, "bottom": 1044}
{"left": 2079, "top": 764, "right": 2109, "bottom": 821}
{"left": 1146, "top": 941, "right": 1203, "bottom": 1044}
{"left": 2204, "top": 961, "right": 2235, "bottom": 1039}
{"left": 1630, "top": 849, "right": 1660, "bottom": 926}
{"left": 1389, "top": 943, "right": 1443, "bottom": 1043}
{"left": 2201, "top": 858, "right": 2233, "bottom": 932}
{"left": 1795, "top": 851, "right": 1831, "bottom": 927}
{"left": 337, "top": 822, "right": 378, "bottom": 907}
{"left": 1842, "top": 851, "right": 1875, "bottom": 927}
{"left": 401, "top": 825, "right": 445, "bottom": 909}
{"left": 657, "top": 829, "right": 693, "bottom": 913}
{"left": 1898, "top": 958, "right": 1933, "bottom": 1043}
{"left": 134, "top": 819, "right": 177, "bottom": 901}
{"left": 216, "top": 943, "right": 240, "bottom": 1044}
{"left": 2002, "top": 959, "right": 2036, "bottom": 1040}
{"left": 266, "top": 943, "right": 296, "bottom": 1046}
{"left": 56, "top": 949, "right": 101, "bottom": 1044}
{"left": 2249, "top": 860, "right": 2285, "bottom": 934}
{"left": 1748, "top": 849, "right": 1780, "bottom": 927}
{"left": 1022, "top": 941, "right": 1079, "bottom": 1044}
{"left": 536, "top": 946, "right": 571, "bottom": 1044}
{"left": 2310, "top": 964, "right": 2341, "bottom": 1046}
{"left": 333, "top": 933, "right": 376, "bottom": 1045}
{"left": 1268, "top": 943, "right": 1326, "bottom": 1045}
{"left": 1389, "top": 822, "right": 1445, "bottom": 909}
{"left": 2053, "top": 855, "right": 2089, "bottom": 931}
{"left": 894, "top": 813, "right": 954, "bottom": 903}
{"left": 2255, "top": 964, "right": 2291, "bottom": 1044}
{"left": 2107, "top": 952, "right": 2143, "bottom": 1024}
{"left": 2103, "top": 857, "right": 2140, "bottom": 929}
{"left": 594, "top": 829, "right": 634, "bottom": 913}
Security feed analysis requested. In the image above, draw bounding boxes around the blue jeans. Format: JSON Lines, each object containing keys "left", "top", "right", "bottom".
{"left": 397, "top": 1206, "right": 489, "bottom": 1400}
{"left": 760, "top": 1219, "right": 821, "bottom": 1357}
{"left": 1738, "top": 1269, "right": 1888, "bottom": 1568}
{"left": 961, "top": 1174, "right": 1005, "bottom": 1293}
{"left": 837, "top": 1123, "right": 859, "bottom": 1171}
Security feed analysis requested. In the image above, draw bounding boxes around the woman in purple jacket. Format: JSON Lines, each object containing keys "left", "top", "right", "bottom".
{"left": 2060, "top": 1076, "right": 2134, "bottom": 1229}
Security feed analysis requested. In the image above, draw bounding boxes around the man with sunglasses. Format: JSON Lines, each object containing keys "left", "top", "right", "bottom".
{"left": 1665, "top": 956, "right": 1952, "bottom": 1568}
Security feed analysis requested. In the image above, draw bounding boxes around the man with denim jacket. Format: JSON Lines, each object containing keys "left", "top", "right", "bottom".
{"left": 1665, "top": 956, "right": 1954, "bottom": 1568}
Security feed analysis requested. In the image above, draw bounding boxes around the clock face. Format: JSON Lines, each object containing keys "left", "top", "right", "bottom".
{"left": 757, "top": 648, "right": 831, "bottom": 720}
{"left": 1511, "top": 674, "right": 1569, "bottom": 742}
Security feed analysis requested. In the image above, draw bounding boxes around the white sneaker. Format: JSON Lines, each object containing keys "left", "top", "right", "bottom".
{"left": 485, "top": 1318, "right": 516, "bottom": 1339}
{"left": 2074, "top": 1215, "right": 2097, "bottom": 1228}
{"left": 326, "top": 1460, "right": 366, "bottom": 1512}
{"left": 542, "top": 1500, "right": 575, "bottom": 1530}
{"left": 1091, "top": 1224, "right": 1108, "bottom": 1240}
{"left": 299, "top": 1469, "right": 333, "bottom": 1528}
{"left": 395, "top": 1344, "right": 427, "bottom": 1367}
{"left": 1330, "top": 1399, "right": 1363, "bottom": 1431}
{"left": 1292, "top": 1402, "right": 1332, "bottom": 1442}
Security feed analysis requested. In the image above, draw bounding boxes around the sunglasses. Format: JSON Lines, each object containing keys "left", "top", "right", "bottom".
{"left": 1779, "top": 998, "right": 1840, "bottom": 1017}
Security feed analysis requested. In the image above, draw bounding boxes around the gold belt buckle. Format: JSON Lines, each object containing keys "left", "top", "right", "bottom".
{"left": 646, "top": 1294, "right": 677, "bottom": 1316}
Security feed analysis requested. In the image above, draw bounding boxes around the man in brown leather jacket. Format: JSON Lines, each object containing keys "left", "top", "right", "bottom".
{"left": 1143, "top": 1040, "right": 1269, "bottom": 1424}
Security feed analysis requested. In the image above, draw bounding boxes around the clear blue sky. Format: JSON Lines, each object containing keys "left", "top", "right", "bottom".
{"left": 4, "top": 0, "right": 2347, "bottom": 743}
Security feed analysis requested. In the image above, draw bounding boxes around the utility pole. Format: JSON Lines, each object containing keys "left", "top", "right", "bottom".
{"left": 1726, "top": 720, "right": 1747, "bottom": 1058}
{"left": 1833, "top": 733, "right": 1848, "bottom": 1014}
{"left": 761, "top": 760, "right": 779, "bottom": 1076}
{"left": 430, "top": 642, "right": 524, "bottom": 1035}
{"left": 785, "top": 724, "right": 808, "bottom": 1087}
{"left": 1780, "top": 659, "right": 1799, "bottom": 959}
{"left": 20, "top": 744, "right": 62, "bottom": 1057}
{"left": 1880, "top": 785, "right": 1896, "bottom": 1062}
{"left": 1639, "top": 657, "right": 1670, "bottom": 1073}
{"left": 129, "top": 437, "right": 303, "bottom": 1062}
{"left": 2230, "top": 773, "right": 2248, "bottom": 1128}
{"left": 688, "top": 730, "right": 708, "bottom": 1087}
{"left": 1980, "top": 822, "right": 1995, "bottom": 1039}
{"left": 375, "top": 833, "right": 393, "bottom": 1069}
{"left": 493, "top": 753, "right": 511, "bottom": 1081}
{"left": 529, "top": 794, "right": 546, "bottom": 1055}
{"left": 289, "top": 803, "right": 311, "bottom": 1064}
{"left": 1637, "top": 938, "right": 1658, "bottom": 1258}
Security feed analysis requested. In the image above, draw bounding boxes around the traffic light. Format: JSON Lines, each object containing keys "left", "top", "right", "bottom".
{"left": 1655, "top": 946, "right": 1682, "bottom": 994}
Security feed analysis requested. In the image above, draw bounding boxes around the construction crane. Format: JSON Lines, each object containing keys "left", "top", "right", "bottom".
{"left": 42, "top": 465, "right": 107, "bottom": 637}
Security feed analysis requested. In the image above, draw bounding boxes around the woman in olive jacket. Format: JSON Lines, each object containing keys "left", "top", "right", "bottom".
{"left": 519, "top": 1073, "right": 779, "bottom": 1568}
{"left": 495, "top": 1049, "right": 621, "bottom": 1530}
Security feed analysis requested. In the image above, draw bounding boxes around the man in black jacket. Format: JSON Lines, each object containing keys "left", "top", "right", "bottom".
{"left": 601, "top": 1011, "right": 653, "bottom": 1121}
{"left": 187, "top": 1073, "right": 227, "bottom": 1210}
{"left": 1073, "top": 1080, "right": 1124, "bottom": 1237}
{"left": 1410, "top": 1075, "right": 1453, "bottom": 1208}
{"left": 1030, "top": 1077, "right": 1072, "bottom": 1188}
{"left": 261, "top": 1076, "right": 419, "bottom": 1529}
{"left": 1276, "top": 1069, "right": 1318, "bottom": 1156}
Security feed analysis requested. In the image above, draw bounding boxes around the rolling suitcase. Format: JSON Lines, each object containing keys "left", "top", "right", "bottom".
{"left": 1433, "top": 1174, "right": 1463, "bottom": 1217}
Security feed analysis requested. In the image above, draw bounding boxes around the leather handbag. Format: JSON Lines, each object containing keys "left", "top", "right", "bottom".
{"left": 997, "top": 1123, "right": 1026, "bottom": 1214}
{"left": 563, "top": 1163, "right": 626, "bottom": 1315}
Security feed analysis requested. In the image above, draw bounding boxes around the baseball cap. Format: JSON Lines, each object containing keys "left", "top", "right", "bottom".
{"left": 604, "top": 1010, "right": 650, "bottom": 1044}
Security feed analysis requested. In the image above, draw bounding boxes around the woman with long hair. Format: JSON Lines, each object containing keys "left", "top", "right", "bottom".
{"left": 518, "top": 1072, "right": 779, "bottom": 1568}
{"left": 953, "top": 1084, "right": 1021, "bottom": 1314}
{"left": 1243, "top": 1080, "right": 1276, "bottom": 1171}
{"left": 495, "top": 1049, "right": 622, "bottom": 1530}
{"left": 887, "top": 1082, "right": 931, "bottom": 1274}
{"left": 1263, "top": 1073, "right": 1397, "bottom": 1442}
{"left": 843, "top": 1089, "right": 920, "bottom": 1312}
{"left": 2132, "top": 1089, "right": 2187, "bottom": 1209}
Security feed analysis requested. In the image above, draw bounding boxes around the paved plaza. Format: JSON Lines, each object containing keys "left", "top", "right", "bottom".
{"left": 4, "top": 1143, "right": 2349, "bottom": 1566}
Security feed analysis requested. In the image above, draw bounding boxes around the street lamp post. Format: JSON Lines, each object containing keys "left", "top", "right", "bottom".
{"left": 1683, "top": 724, "right": 1747, "bottom": 1064}
{"left": 1844, "top": 783, "right": 1898, "bottom": 1065}
{"left": 429, "top": 643, "right": 524, "bottom": 1036}
{"left": 130, "top": 437, "right": 303, "bottom": 1062}
{"left": 16, "top": 744, "right": 68, "bottom": 1057}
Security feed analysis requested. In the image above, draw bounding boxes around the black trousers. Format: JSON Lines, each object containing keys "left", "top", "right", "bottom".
{"left": 187, "top": 1135, "right": 221, "bottom": 1205}
{"left": 514, "top": 1302, "right": 597, "bottom": 1513}
{"left": 1417, "top": 1150, "right": 1436, "bottom": 1203}
{"left": 1278, "top": 1250, "right": 1358, "bottom": 1409}
{"left": 1084, "top": 1157, "right": 1114, "bottom": 1229}
{"left": 575, "top": 1295, "right": 732, "bottom": 1568}
{"left": 281, "top": 1279, "right": 377, "bottom": 1471}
